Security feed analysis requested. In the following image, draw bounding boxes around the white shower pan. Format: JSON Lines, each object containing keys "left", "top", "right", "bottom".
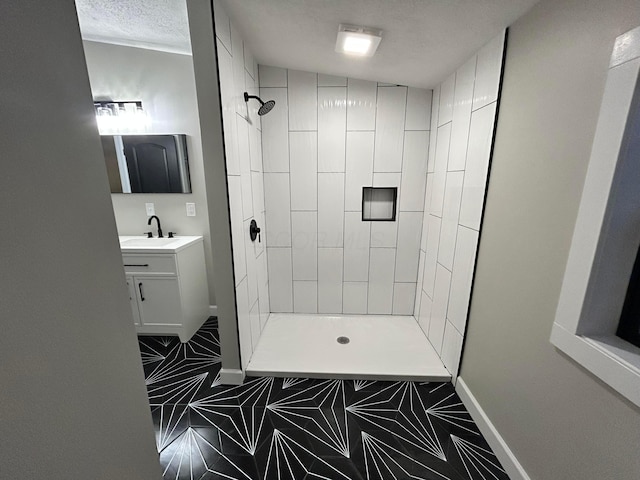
{"left": 246, "top": 313, "right": 451, "bottom": 382}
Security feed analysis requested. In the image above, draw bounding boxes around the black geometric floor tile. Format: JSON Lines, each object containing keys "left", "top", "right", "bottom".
{"left": 138, "top": 317, "right": 511, "bottom": 480}
{"left": 152, "top": 404, "right": 191, "bottom": 453}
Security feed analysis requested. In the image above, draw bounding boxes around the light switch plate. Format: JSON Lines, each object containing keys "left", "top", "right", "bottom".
{"left": 186, "top": 202, "right": 196, "bottom": 217}
{"left": 145, "top": 203, "right": 155, "bottom": 216}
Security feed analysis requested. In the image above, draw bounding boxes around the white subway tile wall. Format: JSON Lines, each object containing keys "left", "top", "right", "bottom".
{"left": 260, "top": 68, "right": 432, "bottom": 315}
{"left": 414, "top": 31, "right": 505, "bottom": 379}
{"left": 214, "top": 1, "right": 270, "bottom": 369}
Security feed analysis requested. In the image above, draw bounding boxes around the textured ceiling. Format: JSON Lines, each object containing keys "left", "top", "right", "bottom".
{"left": 75, "top": 0, "right": 191, "bottom": 54}
{"left": 220, "top": 0, "right": 539, "bottom": 88}
{"left": 75, "top": 0, "right": 539, "bottom": 88}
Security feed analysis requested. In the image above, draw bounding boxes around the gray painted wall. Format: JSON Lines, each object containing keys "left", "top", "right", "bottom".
{"left": 83, "top": 41, "right": 217, "bottom": 305}
{"left": 460, "top": 0, "right": 640, "bottom": 478}
{"left": 0, "top": 2, "right": 161, "bottom": 478}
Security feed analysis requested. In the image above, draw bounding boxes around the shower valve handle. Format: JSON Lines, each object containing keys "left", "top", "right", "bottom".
{"left": 249, "top": 219, "right": 261, "bottom": 243}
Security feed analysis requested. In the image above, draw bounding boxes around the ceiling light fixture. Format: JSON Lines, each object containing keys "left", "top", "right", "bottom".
{"left": 335, "top": 24, "right": 382, "bottom": 57}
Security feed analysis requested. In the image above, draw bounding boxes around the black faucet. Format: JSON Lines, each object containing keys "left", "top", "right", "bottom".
{"left": 147, "top": 215, "right": 163, "bottom": 238}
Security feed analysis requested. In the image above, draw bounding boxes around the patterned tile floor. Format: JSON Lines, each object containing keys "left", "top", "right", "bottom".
{"left": 138, "top": 317, "right": 510, "bottom": 480}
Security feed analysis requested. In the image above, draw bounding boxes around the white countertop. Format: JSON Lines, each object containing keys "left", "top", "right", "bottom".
{"left": 119, "top": 235, "right": 203, "bottom": 254}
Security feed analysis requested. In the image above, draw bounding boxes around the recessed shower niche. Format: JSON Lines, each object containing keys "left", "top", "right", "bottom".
{"left": 362, "top": 187, "right": 398, "bottom": 221}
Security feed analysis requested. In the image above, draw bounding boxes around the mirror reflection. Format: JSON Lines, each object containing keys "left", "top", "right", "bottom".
{"left": 102, "top": 134, "right": 191, "bottom": 194}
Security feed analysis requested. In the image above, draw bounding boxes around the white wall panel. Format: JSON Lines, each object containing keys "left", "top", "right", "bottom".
{"left": 420, "top": 207, "right": 430, "bottom": 253}
{"left": 318, "top": 87, "right": 347, "bottom": 172}
{"left": 263, "top": 173, "right": 291, "bottom": 246}
{"left": 441, "top": 321, "right": 463, "bottom": 377}
{"left": 217, "top": 41, "right": 239, "bottom": 176}
{"left": 261, "top": 88, "right": 289, "bottom": 172}
{"left": 289, "top": 131, "right": 317, "bottom": 210}
{"left": 459, "top": 103, "right": 496, "bottom": 230}
{"left": 429, "top": 264, "right": 452, "bottom": 354}
{"left": 428, "top": 85, "right": 440, "bottom": 172}
{"left": 243, "top": 43, "right": 255, "bottom": 79}
{"left": 346, "top": 79, "right": 376, "bottom": 131}
{"left": 438, "top": 74, "right": 455, "bottom": 126}
{"left": 230, "top": 24, "right": 247, "bottom": 116}
{"left": 257, "top": 253, "right": 270, "bottom": 328}
{"left": 418, "top": 291, "right": 432, "bottom": 335}
{"left": 343, "top": 282, "right": 368, "bottom": 314}
{"left": 318, "top": 173, "right": 344, "bottom": 247}
{"left": 236, "top": 116, "right": 253, "bottom": 220}
{"left": 399, "top": 131, "right": 429, "bottom": 211}
{"left": 368, "top": 248, "right": 396, "bottom": 314}
{"left": 438, "top": 171, "right": 465, "bottom": 271}
{"left": 374, "top": 86, "right": 407, "bottom": 172}
{"left": 258, "top": 65, "right": 287, "bottom": 87}
{"left": 345, "top": 132, "right": 374, "bottom": 211}
{"left": 373, "top": 172, "right": 401, "bottom": 190}
{"left": 291, "top": 211, "right": 317, "bottom": 281}
{"left": 447, "top": 226, "right": 479, "bottom": 334}
{"left": 414, "top": 250, "right": 426, "bottom": 315}
{"left": 318, "top": 248, "right": 343, "bottom": 313}
{"left": 448, "top": 56, "right": 477, "bottom": 171}
{"left": 430, "top": 123, "right": 452, "bottom": 216}
{"left": 423, "top": 215, "right": 441, "bottom": 298}
{"left": 213, "top": 0, "right": 231, "bottom": 52}
{"left": 405, "top": 88, "right": 432, "bottom": 130}
{"left": 344, "top": 211, "right": 370, "bottom": 282}
{"left": 370, "top": 223, "right": 397, "bottom": 248}
{"left": 267, "top": 247, "right": 293, "bottom": 312}
{"left": 293, "top": 281, "right": 318, "bottom": 313}
{"left": 288, "top": 70, "right": 317, "bottom": 131}
{"left": 248, "top": 118, "right": 261, "bottom": 171}
{"left": 249, "top": 300, "right": 260, "bottom": 350}
{"left": 236, "top": 278, "right": 253, "bottom": 368}
{"left": 472, "top": 31, "right": 505, "bottom": 111}
{"left": 251, "top": 170, "right": 265, "bottom": 217}
{"left": 228, "top": 176, "right": 246, "bottom": 285}
{"left": 393, "top": 283, "right": 416, "bottom": 315}
{"left": 395, "top": 211, "right": 423, "bottom": 282}
{"left": 423, "top": 174, "right": 434, "bottom": 230}
{"left": 318, "top": 74, "right": 347, "bottom": 86}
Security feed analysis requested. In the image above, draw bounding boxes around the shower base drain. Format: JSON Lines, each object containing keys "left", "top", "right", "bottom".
{"left": 337, "top": 336, "right": 350, "bottom": 345}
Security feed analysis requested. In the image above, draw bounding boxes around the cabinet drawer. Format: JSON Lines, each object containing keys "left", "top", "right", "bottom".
{"left": 122, "top": 254, "right": 177, "bottom": 274}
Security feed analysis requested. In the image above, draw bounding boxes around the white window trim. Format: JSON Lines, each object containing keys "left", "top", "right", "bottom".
{"left": 551, "top": 25, "right": 640, "bottom": 408}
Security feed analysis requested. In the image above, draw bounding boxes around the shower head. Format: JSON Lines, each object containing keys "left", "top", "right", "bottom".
{"left": 244, "top": 92, "right": 276, "bottom": 116}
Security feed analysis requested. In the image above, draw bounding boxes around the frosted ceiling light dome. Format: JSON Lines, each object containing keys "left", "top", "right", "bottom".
{"left": 335, "top": 24, "right": 382, "bottom": 57}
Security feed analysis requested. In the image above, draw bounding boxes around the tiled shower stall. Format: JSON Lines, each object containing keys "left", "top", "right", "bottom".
{"left": 213, "top": 0, "right": 504, "bottom": 379}
{"left": 260, "top": 68, "right": 432, "bottom": 315}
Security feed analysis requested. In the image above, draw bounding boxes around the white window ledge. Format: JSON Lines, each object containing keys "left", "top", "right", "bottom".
{"left": 551, "top": 325, "right": 640, "bottom": 405}
{"left": 551, "top": 25, "right": 640, "bottom": 409}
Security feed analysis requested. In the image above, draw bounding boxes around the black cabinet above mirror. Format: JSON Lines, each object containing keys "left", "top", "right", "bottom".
{"left": 101, "top": 134, "right": 192, "bottom": 194}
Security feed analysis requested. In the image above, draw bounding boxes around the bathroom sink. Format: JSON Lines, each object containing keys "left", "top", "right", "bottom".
{"left": 121, "top": 238, "right": 177, "bottom": 247}
{"left": 119, "top": 235, "right": 203, "bottom": 253}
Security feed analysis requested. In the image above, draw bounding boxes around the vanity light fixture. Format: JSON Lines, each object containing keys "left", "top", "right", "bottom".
{"left": 94, "top": 100, "right": 150, "bottom": 133}
{"left": 335, "top": 24, "right": 383, "bottom": 57}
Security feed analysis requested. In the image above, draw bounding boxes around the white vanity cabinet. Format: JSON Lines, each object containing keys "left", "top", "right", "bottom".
{"left": 120, "top": 236, "right": 209, "bottom": 342}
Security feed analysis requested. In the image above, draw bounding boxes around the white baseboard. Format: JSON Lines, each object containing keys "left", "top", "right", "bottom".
{"left": 209, "top": 305, "right": 217, "bottom": 317}
{"left": 456, "top": 378, "right": 531, "bottom": 480}
{"left": 219, "top": 368, "right": 245, "bottom": 385}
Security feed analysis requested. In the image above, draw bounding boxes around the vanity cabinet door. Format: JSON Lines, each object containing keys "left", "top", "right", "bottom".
{"left": 136, "top": 277, "right": 182, "bottom": 327}
{"left": 125, "top": 276, "right": 141, "bottom": 326}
